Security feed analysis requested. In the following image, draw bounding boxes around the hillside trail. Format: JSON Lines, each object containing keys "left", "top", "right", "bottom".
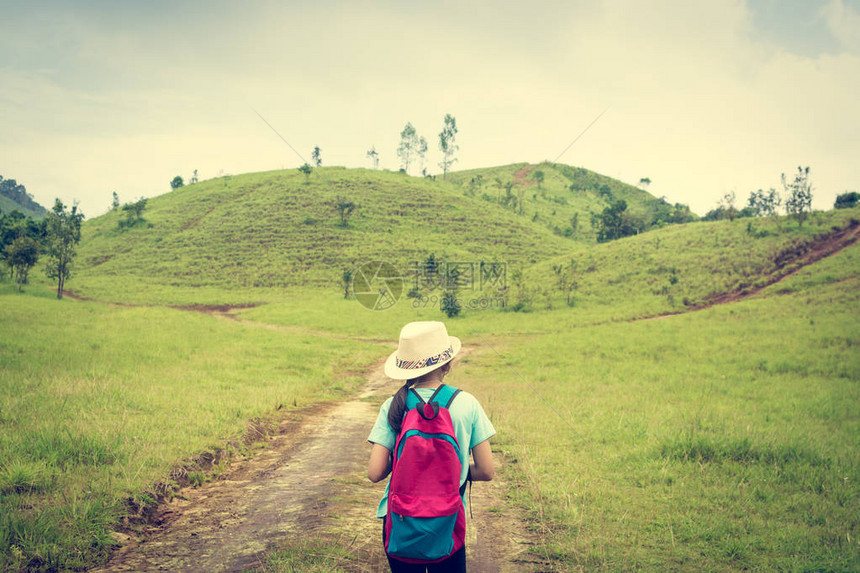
{"left": 700, "top": 218, "right": 860, "bottom": 307}
{"left": 634, "top": 219, "right": 860, "bottom": 322}
{"left": 89, "top": 349, "right": 549, "bottom": 573}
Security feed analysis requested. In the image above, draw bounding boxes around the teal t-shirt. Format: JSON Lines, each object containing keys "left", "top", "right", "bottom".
{"left": 367, "top": 387, "right": 496, "bottom": 518}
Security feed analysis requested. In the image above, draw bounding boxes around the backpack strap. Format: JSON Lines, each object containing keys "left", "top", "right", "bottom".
{"left": 405, "top": 384, "right": 461, "bottom": 410}
{"left": 430, "top": 384, "right": 461, "bottom": 409}
{"left": 405, "top": 388, "right": 426, "bottom": 410}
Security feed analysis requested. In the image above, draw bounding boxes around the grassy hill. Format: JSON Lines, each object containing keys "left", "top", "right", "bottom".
{"left": 197, "top": 209, "right": 860, "bottom": 337}
{"left": 0, "top": 195, "right": 45, "bottom": 220}
{"left": 519, "top": 209, "right": 860, "bottom": 319}
{"left": 73, "top": 165, "right": 858, "bottom": 316}
{"left": 74, "top": 167, "right": 581, "bottom": 303}
{"left": 446, "top": 162, "right": 690, "bottom": 240}
{"left": 0, "top": 176, "right": 47, "bottom": 219}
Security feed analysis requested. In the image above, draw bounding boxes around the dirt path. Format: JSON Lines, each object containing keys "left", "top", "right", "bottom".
{"left": 633, "top": 219, "right": 860, "bottom": 323}
{"left": 697, "top": 219, "right": 860, "bottom": 308}
{"left": 90, "top": 353, "right": 548, "bottom": 573}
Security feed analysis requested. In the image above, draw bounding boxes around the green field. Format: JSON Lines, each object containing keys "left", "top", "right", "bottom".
{"left": 0, "top": 284, "right": 379, "bottom": 571}
{"left": 465, "top": 275, "right": 859, "bottom": 570}
{"left": 1, "top": 166, "right": 858, "bottom": 571}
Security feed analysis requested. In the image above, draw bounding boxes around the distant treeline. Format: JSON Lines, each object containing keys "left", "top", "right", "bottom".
{"left": 0, "top": 174, "right": 47, "bottom": 217}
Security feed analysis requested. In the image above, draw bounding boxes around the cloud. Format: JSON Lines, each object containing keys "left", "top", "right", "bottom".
{"left": 820, "top": 0, "right": 860, "bottom": 52}
{"left": 1, "top": 1, "right": 858, "bottom": 217}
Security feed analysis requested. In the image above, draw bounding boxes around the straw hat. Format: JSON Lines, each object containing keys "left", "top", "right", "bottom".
{"left": 384, "top": 321, "right": 462, "bottom": 380}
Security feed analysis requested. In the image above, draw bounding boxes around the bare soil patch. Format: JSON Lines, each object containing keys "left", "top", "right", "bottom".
{"left": 170, "top": 303, "right": 261, "bottom": 314}
{"left": 60, "top": 289, "right": 137, "bottom": 306}
{"left": 512, "top": 166, "right": 535, "bottom": 187}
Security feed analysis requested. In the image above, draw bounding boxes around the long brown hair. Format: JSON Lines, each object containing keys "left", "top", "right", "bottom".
{"left": 387, "top": 379, "right": 417, "bottom": 434}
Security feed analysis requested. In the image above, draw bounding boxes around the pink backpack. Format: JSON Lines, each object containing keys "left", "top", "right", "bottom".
{"left": 384, "top": 384, "right": 466, "bottom": 563}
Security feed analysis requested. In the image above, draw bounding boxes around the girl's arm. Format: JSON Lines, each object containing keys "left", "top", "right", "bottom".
{"left": 469, "top": 439, "right": 494, "bottom": 481}
{"left": 367, "top": 443, "right": 392, "bottom": 482}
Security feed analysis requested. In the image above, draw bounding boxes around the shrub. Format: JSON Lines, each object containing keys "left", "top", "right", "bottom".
{"left": 834, "top": 191, "right": 859, "bottom": 209}
{"left": 440, "top": 291, "right": 461, "bottom": 318}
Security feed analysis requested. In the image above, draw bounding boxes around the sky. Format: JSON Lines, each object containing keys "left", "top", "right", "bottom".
{"left": 2, "top": 0, "right": 859, "bottom": 218}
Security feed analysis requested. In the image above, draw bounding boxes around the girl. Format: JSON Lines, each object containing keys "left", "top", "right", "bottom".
{"left": 367, "top": 321, "right": 495, "bottom": 573}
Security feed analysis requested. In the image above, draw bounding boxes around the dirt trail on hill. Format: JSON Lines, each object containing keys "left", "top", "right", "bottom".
{"left": 90, "top": 351, "right": 548, "bottom": 573}
{"left": 699, "top": 219, "right": 860, "bottom": 307}
{"left": 635, "top": 219, "right": 860, "bottom": 322}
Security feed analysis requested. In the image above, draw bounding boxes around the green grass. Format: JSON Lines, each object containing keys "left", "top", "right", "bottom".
{"left": 72, "top": 167, "right": 577, "bottom": 303}
{"left": 2, "top": 164, "right": 858, "bottom": 571}
{"left": 0, "top": 285, "right": 383, "bottom": 571}
{"left": 447, "top": 162, "right": 671, "bottom": 241}
{"left": 248, "top": 537, "right": 358, "bottom": 573}
{"left": 459, "top": 272, "right": 859, "bottom": 571}
{"left": 233, "top": 211, "right": 860, "bottom": 342}
{"left": 245, "top": 217, "right": 859, "bottom": 571}
{"left": 519, "top": 209, "right": 860, "bottom": 317}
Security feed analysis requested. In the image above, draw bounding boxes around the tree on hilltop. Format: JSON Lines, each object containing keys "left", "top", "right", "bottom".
{"left": 417, "top": 136, "right": 429, "bottom": 176}
{"left": 170, "top": 176, "right": 184, "bottom": 190}
{"left": 638, "top": 177, "right": 651, "bottom": 189}
{"left": 312, "top": 146, "right": 322, "bottom": 167}
{"left": 397, "top": 123, "right": 418, "bottom": 173}
{"left": 783, "top": 166, "right": 813, "bottom": 226}
{"left": 668, "top": 203, "right": 696, "bottom": 224}
{"left": 719, "top": 191, "right": 738, "bottom": 222}
{"left": 650, "top": 197, "right": 696, "bottom": 226}
{"left": 111, "top": 191, "right": 120, "bottom": 211}
{"left": 747, "top": 188, "right": 781, "bottom": 218}
{"left": 366, "top": 146, "right": 379, "bottom": 169}
{"left": 45, "top": 198, "right": 84, "bottom": 299}
{"left": 298, "top": 163, "right": 313, "bottom": 183}
{"left": 438, "top": 114, "right": 458, "bottom": 179}
{"left": 533, "top": 170, "right": 545, "bottom": 189}
{"left": 835, "top": 191, "right": 859, "bottom": 209}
